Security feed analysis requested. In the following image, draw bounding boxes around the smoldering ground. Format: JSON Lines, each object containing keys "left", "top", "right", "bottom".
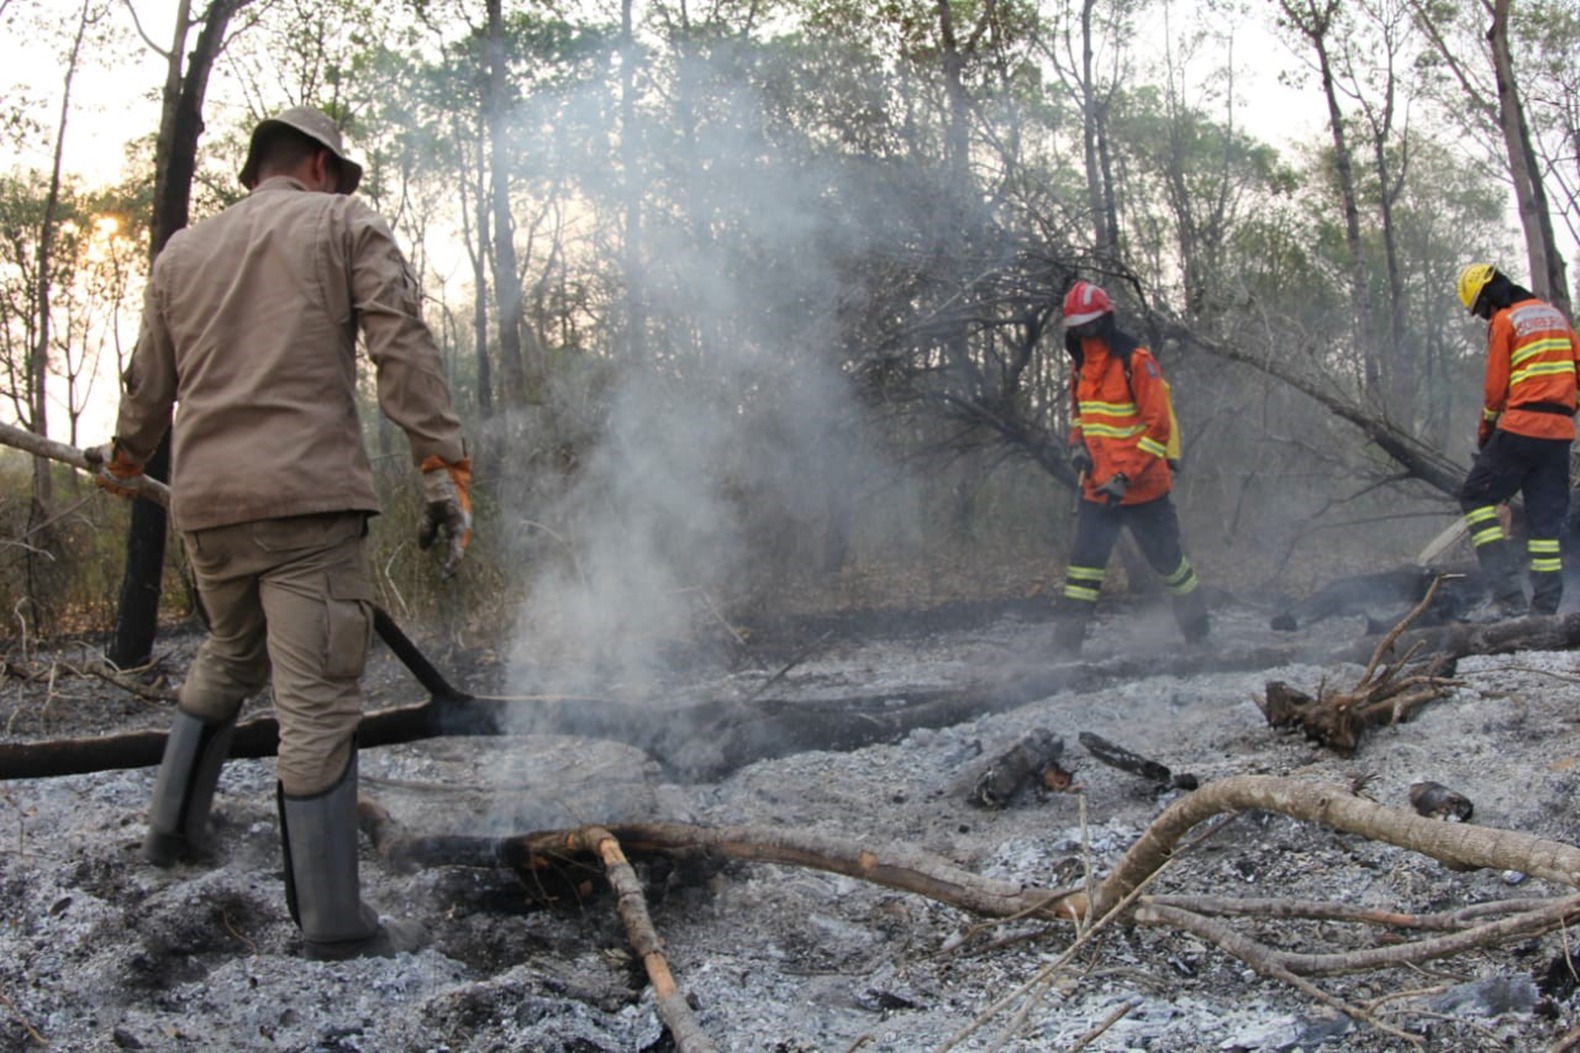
{"left": 8, "top": 596, "right": 1580, "bottom": 1051}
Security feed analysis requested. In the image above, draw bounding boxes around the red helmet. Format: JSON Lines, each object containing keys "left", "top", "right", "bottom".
{"left": 1062, "top": 281, "right": 1113, "bottom": 327}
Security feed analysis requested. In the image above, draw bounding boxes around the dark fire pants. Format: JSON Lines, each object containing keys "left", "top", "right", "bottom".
{"left": 1460, "top": 429, "right": 1571, "bottom": 614}
{"left": 1057, "top": 493, "right": 1208, "bottom": 643}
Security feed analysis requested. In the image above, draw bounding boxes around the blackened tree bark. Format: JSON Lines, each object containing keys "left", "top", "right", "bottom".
{"left": 109, "top": 0, "right": 246, "bottom": 669}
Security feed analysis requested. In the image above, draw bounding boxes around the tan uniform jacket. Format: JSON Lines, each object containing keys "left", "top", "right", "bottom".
{"left": 114, "top": 176, "right": 465, "bottom": 532}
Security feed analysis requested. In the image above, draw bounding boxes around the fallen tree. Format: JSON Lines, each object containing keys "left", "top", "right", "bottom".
{"left": 8, "top": 599, "right": 1580, "bottom": 780}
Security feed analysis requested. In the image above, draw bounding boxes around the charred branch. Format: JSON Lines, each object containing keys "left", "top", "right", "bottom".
{"left": 361, "top": 774, "right": 1580, "bottom": 1042}
{"left": 967, "top": 728, "right": 1072, "bottom": 807}
{"left": 1261, "top": 578, "right": 1461, "bottom": 753}
{"left": 1078, "top": 731, "right": 1196, "bottom": 791}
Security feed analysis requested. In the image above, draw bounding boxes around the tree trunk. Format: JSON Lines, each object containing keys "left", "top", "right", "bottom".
{"left": 483, "top": 0, "right": 529, "bottom": 410}
{"left": 108, "top": 0, "right": 242, "bottom": 669}
{"left": 619, "top": 0, "right": 645, "bottom": 363}
{"left": 28, "top": 0, "right": 97, "bottom": 515}
{"left": 1078, "top": 0, "right": 1116, "bottom": 257}
{"left": 1163, "top": 316, "right": 1466, "bottom": 498}
{"left": 1307, "top": 1, "right": 1381, "bottom": 401}
{"left": 1488, "top": 0, "right": 1571, "bottom": 317}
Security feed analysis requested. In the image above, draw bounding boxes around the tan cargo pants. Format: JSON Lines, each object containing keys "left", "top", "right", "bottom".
{"left": 176, "top": 512, "right": 375, "bottom": 796}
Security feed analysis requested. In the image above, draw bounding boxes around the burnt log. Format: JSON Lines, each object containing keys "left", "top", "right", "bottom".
{"left": 1339, "top": 611, "right": 1580, "bottom": 664}
{"left": 1270, "top": 564, "right": 1485, "bottom": 632}
{"left": 967, "top": 728, "right": 1070, "bottom": 808}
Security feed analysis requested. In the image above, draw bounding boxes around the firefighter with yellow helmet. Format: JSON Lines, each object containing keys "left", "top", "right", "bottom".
{"left": 1455, "top": 263, "right": 1580, "bottom": 618}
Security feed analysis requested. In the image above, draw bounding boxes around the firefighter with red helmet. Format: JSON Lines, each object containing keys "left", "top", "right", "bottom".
{"left": 1454, "top": 263, "right": 1580, "bottom": 618}
{"left": 1053, "top": 280, "right": 1208, "bottom": 657}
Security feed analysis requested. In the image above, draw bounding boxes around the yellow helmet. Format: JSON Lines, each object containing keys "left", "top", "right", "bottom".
{"left": 1456, "top": 263, "right": 1496, "bottom": 311}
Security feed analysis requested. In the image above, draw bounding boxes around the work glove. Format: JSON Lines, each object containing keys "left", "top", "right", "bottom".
{"left": 1093, "top": 472, "right": 1128, "bottom": 506}
{"left": 83, "top": 442, "right": 146, "bottom": 499}
{"left": 417, "top": 455, "right": 473, "bottom": 578}
{"left": 1476, "top": 419, "right": 1494, "bottom": 449}
{"left": 1069, "top": 445, "right": 1093, "bottom": 476}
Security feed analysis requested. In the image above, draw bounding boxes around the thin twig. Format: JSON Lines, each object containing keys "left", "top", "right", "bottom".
{"left": 0, "top": 983, "right": 46, "bottom": 1046}
{"left": 222, "top": 907, "right": 257, "bottom": 955}
{"left": 1139, "top": 901, "right": 1421, "bottom": 1046}
{"left": 1065, "top": 999, "right": 1139, "bottom": 1053}
{"left": 934, "top": 858, "right": 1176, "bottom": 1052}
{"left": 1358, "top": 575, "right": 1443, "bottom": 687}
{"left": 744, "top": 629, "right": 834, "bottom": 702}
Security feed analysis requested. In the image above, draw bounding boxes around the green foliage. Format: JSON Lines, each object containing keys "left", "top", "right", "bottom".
{"left": 7, "top": 0, "right": 1577, "bottom": 647}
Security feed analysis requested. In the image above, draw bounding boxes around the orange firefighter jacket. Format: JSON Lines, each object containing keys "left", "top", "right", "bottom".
{"left": 1068, "top": 338, "right": 1173, "bottom": 505}
{"left": 1482, "top": 296, "right": 1580, "bottom": 443}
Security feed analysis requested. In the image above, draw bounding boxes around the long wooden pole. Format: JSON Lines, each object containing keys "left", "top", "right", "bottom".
{"left": 0, "top": 420, "right": 171, "bottom": 506}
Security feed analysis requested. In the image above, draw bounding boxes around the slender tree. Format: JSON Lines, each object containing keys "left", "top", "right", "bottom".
{"left": 107, "top": 0, "right": 249, "bottom": 670}
{"left": 1487, "top": 0, "right": 1569, "bottom": 314}
{"left": 1277, "top": 0, "right": 1382, "bottom": 401}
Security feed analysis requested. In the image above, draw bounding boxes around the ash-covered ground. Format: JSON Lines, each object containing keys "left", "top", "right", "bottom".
{"left": 5, "top": 594, "right": 1580, "bottom": 1052}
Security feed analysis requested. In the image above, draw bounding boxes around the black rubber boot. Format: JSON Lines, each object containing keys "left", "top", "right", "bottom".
{"left": 278, "top": 754, "right": 425, "bottom": 961}
{"left": 1173, "top": 589, "right": 1210, "bottom": 645}
{"left": 1051, "top": 613, "right": 1088, "bottom": 659}
{"left": 1473, "top": 538, "right": 1529, "bottom": 618}
{"left": 143, "top": 711, "right": 237, "bottom": 867}
{"left": 1531, "top": 570, "right": 1562, "bottom": 616}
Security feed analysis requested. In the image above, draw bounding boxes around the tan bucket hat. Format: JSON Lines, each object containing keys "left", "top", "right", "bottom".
{"left": 238, "top": 106, "right": 363, "bottom": 194}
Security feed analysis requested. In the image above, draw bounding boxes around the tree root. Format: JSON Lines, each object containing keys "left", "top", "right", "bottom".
{"left": 1261, "top": 577, "right": 1462, "bottom": 753}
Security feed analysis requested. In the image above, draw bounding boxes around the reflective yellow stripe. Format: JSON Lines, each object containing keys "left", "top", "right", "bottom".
{"left": 1511, "top": 337, "right": 1573, "bottom": 367}
{"left": 1470, "top": 525, "right": 1505, "bottom": 547}
{"left": 1529, "top": 538, "right": 1561, "bottom": 573}
{"left": 1137, "top": 436, "right": 1167, "bottom": 458}
{"left": 1464, "top": 506, "right": 1500, "bottom": 526}
{"left": 1162, "top": 558, "right": 1199, "bottom": 594}
{"left": 1077, "top": 400, "right": 1137, "bottom": 415}
{"left": 1081, "top": 422, "right": 1146, "bottom": 439}
{"left": 1511, "top": 360, "right": 1576, "bottom": 386}
{"left": 1067, "top": 565, "right": 1105, "bottom": 583}
{"left": 1064, "top": 584, "right": 1100, "bottom": 603}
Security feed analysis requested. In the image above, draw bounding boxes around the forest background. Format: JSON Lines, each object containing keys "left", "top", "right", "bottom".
{"left": 2, "top": 0, "right": 1579, "bottom": 686}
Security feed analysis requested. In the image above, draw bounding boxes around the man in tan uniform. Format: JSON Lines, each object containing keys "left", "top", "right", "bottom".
{"left": 91, "top": 107, "right": 472, "bottom": 960}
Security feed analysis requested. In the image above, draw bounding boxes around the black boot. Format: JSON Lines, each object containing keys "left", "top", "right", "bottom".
{"left": 1472, "top": 538, "right": 1529, "bottom": 619}
{"left": 1531, "top": 563, "right": 1563, "bottom": 616}
{"left": 1052, "top": 613, "right": 1088, "bottom": 659}
{"left": 143, "top": 711, "right": 236, "bottom": 867}
{"left": 278, "top": 754, "right": 425, "bottom": 961}
{"left": 1173, "top": 589, "right": 1210, "bottom": 644}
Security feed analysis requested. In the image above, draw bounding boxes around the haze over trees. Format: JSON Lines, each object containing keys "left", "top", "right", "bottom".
{"left": 2, "top": 0, "right": 1578, "bottom": 655}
